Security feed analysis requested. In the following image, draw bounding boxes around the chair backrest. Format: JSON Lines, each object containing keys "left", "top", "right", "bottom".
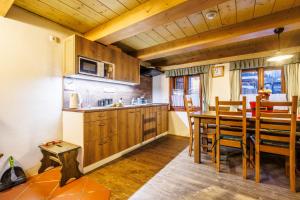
{"left": 215, "top": 96, "right": 247, "bottom": 142}
{"left": 255, "top": 96, "right": 298, "bottom": 155}
{"left": 209, "top": 105, "right": 230, "bottom": 112}
{"left": 184, "top": 96, "right": 194, "bottom": 130}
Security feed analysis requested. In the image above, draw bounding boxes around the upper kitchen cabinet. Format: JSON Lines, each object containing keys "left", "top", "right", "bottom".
{"left": 63, "top": 34, "right": 140, "bottom": 84}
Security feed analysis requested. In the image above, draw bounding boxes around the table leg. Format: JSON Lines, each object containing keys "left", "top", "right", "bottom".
{"left": 58, "top": 149, "right": 82, "bottom": 187}
{"left": 194, "top": 117, "right": 201, "bottom": 163}
{"left": 38, "top": 150, "right": 59, "bottom": 174}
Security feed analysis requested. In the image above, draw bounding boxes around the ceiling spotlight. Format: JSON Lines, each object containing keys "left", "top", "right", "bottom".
{"left": 205, "top": 10, "right": 217, "bottom": 20}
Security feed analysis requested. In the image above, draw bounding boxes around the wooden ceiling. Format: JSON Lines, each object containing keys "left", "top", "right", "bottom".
{"left": 14, "top": 0, "right": 149, "bottom": 33}
{"left": 152, "top": 29, "right": 300, "bottom": 68}
{"left": 120, "top": 0, "right": 300, "bottom": 50}
{"left": 5, "top": 0, "right": 300, "bottom": 68}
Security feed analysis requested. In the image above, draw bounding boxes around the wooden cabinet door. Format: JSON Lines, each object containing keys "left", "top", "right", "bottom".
{"left": 84, "top": 121, "right": 101, "bottom": 142}
{"left": 118, "top": 109, "right": 128, "bottom": 151}
{"left": 156, "top": 107, "right": 162, "bottom": 135}
{"left": 161, "top": 106, "right": 168, "bottom": 133}
{"left": 84, "top": 140, "right": 101, "bottom": 167}
{"left": 135, "top": 109, "right": 142, "bottom": 144}
{"left": 122, "top": 53, "right": 130, "bottom": 82}
{"left": 133, "top": 58, "right": 140, "bottom": 84}
{"left": 110, "top": 134, "right": 118, "bottom": 155}
{"left": 101, "top": 140, "right": 110, "bottom": 160}
{"left": 99, "top": 119, "right": 109, "bottom": 143}
{"left": 127, "top": 109, "right": 136, "bottom": 148}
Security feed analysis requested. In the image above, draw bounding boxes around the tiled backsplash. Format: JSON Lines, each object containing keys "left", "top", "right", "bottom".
{"left": 63, "top": 76, "right": 152, "bottom": 108}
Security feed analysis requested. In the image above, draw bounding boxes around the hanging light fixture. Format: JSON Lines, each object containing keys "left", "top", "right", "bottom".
{"left": 267, "top": 27, "right": 294, "bottom": 62}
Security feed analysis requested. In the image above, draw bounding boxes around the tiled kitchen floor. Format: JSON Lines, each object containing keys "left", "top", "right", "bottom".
{"left": 0, "top": 167, "right": 110, "bottom": 200}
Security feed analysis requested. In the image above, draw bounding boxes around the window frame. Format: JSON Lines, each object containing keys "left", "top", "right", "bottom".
{"left": 169, "top": 75, "right": 202, "bottom": 111}
{"left": 240, "top": 66, "right": 286, "bottom": 94}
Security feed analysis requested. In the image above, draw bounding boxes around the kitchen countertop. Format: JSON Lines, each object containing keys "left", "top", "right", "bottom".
{"left": 63, "top": 103, "right": 169, "bottom": 113}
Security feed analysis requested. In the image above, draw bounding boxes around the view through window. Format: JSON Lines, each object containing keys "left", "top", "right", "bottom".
{"left": 241, "top": 67, "right": 284, "bottom": 94}
{"left": 170, "top": 75, "right": 201, "bottom": 110}
{"left": 264, "top": 69, "right": 282, "bottom": 94}
{"left": 241, "top": 71, "right": 258, "bottom": 94}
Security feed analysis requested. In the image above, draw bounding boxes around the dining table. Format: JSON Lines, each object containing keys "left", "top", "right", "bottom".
{"left": 190, "top": 111, "right": 300, "bottom": 164}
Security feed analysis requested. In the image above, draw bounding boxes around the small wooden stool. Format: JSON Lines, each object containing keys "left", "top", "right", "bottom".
{"left": 38, "top": 141, "right": 82, "bottom": 186}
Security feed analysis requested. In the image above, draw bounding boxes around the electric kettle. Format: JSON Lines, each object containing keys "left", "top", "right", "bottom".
{"left": 69, "top": 92, "right": 81, "bottom": 109}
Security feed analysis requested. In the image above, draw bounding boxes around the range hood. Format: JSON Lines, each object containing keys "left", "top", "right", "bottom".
{"left": 140, "top": 66, "right": 163, "bottom": 77}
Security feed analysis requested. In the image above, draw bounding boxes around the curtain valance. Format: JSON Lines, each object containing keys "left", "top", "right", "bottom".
{"left": 230, "top": 52, "right": 300, "bottom": 71}
{"left": 165, "top": 65, "right": 210, "bottom": 77}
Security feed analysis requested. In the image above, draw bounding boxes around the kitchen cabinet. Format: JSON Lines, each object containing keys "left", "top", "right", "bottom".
{"left": 63, "top": 34, "right": 140, "bottom": 84}
{"left": 161, "top": 105, "right": 169, "bottom": 133}
{"left": 63, "top": 104, "right": 168, "bottom": 172}
{"left": 83, "top": 110, "right": 118, "bottom": 167}
{"left": 118, "top": 108, "right": 142, "bottom": 151}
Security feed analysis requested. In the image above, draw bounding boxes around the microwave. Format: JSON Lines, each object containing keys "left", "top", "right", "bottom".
{"left": 78, "top": 57, "right": 105, "bottom": 78}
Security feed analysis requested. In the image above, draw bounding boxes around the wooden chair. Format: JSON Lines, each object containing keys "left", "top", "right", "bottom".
{"left": 184, "top": 96, "right": 195, "bottom": 156}
{"left": 253, "top": 95, "right": 298, "bottom": 192}
{"left": 184, "top": 96, "right": 215, "bottom": 159}
{"left": 199, "top": 105, "right": 230, "bottom": 158}
{"left": 209, "top": 106, "right": 230, "bottom": 112}
{"left": 215, "top": 96, "right": 248, "bottom": 179}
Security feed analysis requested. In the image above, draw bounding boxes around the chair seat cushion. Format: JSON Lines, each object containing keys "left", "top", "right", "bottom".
{"left": 220, "top": 135, "right": 242, "bottom": 141}
{"left": 250, "top": 135, "right": 289, "bottom": 148}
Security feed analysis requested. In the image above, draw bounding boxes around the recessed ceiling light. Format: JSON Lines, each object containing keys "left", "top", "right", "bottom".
{"left": 205, "top": 10, "right": 217, "bottom": 20}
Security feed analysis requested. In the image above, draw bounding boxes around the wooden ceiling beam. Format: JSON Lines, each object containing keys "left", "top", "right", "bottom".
{"left": 0, "top": 0, "right": 14, "bottom": 16}
{"left": 137, "top": 6, "right": 300, "bottom": 61}
{"left": 84, "top": 0, "right": 228, "bottom": 44}
{"left": 152, "top": 29, "right": 300, "bottom": 69}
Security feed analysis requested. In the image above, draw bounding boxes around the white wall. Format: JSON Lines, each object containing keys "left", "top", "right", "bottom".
{"left": 153, "top": 64, "right": 231, "bottom": 137}
{"left": 0, "top": 6, "right": 74, "bottom": 175}
{"left": 152, "top": 74, "right": 169, "bottom": 103}
{"left": 152, "top": 74, "right": 189, "bottom": 137}
{"left": 210, "top": 63, "right": 231, "bottom": 105}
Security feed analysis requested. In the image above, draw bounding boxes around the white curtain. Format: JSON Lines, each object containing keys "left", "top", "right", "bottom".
{"left": 200, "top": 72, "right": 212, "bottom": 112}
{"left": 284, "top": 63, "right": 300, "bottom": 113}
{"left": 230, "top": 70, "right": 241, "bottom": 110}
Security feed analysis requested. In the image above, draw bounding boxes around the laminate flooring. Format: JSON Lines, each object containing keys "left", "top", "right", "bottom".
{"left": 88, "top": 135, "right": 300, "bottom": 200}
{"left": 87, "top": 135, "right": 189, "bottom": 200}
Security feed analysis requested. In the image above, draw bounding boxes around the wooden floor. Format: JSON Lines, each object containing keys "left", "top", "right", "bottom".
{"left": 87, "top": 135, "right": 189, "bottom": 200}
{"left": 131, "top": 145, "right": 300, "bottom": 200}
{"left": 88, "top": 135, "right": 300, "bottom": 200}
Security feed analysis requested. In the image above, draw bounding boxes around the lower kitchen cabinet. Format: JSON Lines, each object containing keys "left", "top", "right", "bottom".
{"left": 63, "top": 104, "right": 169, "bottom": 170}
{"left": 161, "top": 105, "right": 169, "bottom": 133}
{"left": 83, "top": 110, "right": 118, "bottom": 167}
{"left": 118, "top": 108, "right": 142, "bottom": 151}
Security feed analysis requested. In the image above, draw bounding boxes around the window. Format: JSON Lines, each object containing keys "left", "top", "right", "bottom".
{"left": 241, "top": 70, "right": 258, "bottom": 94}
{"left": 170, "top": 75, "right": 202, "bottom": 111}
{"left": 188, "top": 76, "right": 200, "bottom": 107}
{"left": 171, "top": 77, "right": 184, "bottom": 107}
{"left": 264, "top": 69, "right": 282, "bottom": 94}
{"left": 241, "top": 67, "right": 285, "bottom": 94}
